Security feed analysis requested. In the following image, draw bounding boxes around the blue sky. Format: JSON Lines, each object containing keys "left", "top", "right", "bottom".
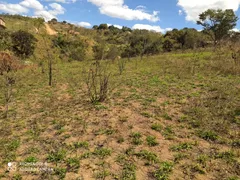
{"left": 1, "top": 0, "right": 240, "bottom": 32}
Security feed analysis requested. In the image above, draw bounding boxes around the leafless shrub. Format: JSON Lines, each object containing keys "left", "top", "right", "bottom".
{"left": 85, "top": 60, "right": 111, "bottom": 103}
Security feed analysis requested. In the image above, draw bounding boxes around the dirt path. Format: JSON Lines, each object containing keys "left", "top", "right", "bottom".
{"left": 45, "top": 23, "right": 57, "bottom": 35}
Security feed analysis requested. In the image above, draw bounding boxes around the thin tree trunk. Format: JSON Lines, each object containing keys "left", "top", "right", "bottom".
{"left": 5, "top": 76, "right": 12, "bottom": 119}
{"left": 42, "top": 35, "right": 53, "bottom": 86}
{"left": 49, "top": 59, "right": 52, "bottom": 86}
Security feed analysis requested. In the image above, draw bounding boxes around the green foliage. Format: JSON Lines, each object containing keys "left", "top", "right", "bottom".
{"left": 122, "top": 26, "right": 132, "bottom": 32}
{"left": 197, "top": 9, "right": 238, "bottom": 43}
{"left": 6, "top": 139, "right": 20, "bottom": 151}
{"left": 49, "top": 18, "right": 58, "bottom": 24}
{"left": 214, "top": 151, "right": 236, "bottom": 162}
{"left": 80, "top": 152, "right": 92, "bottom": 159}
{"left": 118, "top": 58, "right": 127, "bottom": 75}
{"left": 146, "top": 136, "right": 159, "bottom": 146}
{"left": 154, "top": 162, "right": 174, "bottom": 180}
{"left": 93, "top": 148, "right": 112, "bottom": 158}
{"left": 47, "top": 149, "right": 66, "bottom": 163}
{"left": 98, "top": 24, "right": 108, "bottom": 30}
{"left": 121, "top": 163, "right": 136, "bottom": 180}
{"left": 0, "top": 30, "right": 12, "bottom": 51}
{"left": 151, "top": 123, "right": 163, "bottom": 132}
{"left": 52, "top": 34, "right": 68, "bottom": 50}
{"left": 68, "top": 40, "right": 87, "bottom": 61}
{"left": 197, "top": 155, "right": 208, "bottom": 166}
{"left": 73, "top": 141, "right": 89, "bottom": 149}
{"left": 66, "top": 157, "right": 80, "bottom": 172}
{"left": 128, "top": 29, "right": 162, "bottom": 58}
{"left": 54, "top": 168, "right": 66, "bottom": 179}
{"left": 170, "top": 142, "right": 194, "bottom": 152}
{"left": 163, "top": 39, "right": 174, "bottom": 52}
{"left": 190, "top": 163, "right": 205, "bottom": 174}
{"left": 53, "top": 34, "right": 87, "bottom": 61}
{"left": 92, "top": 25, "right": 99, "bottom": 30}
{"left": 130, "top": 132, "right": 143, "bottom": 145}
{"left": 93, "top": 40, "right": 108, "bottom": 60}
{"left": 33, "top": 18, "right": 44, "bottom": 31}
{"left": 164, "top": 28, "right": 209, "bottom": 50}
{"left": 11, "top": 30, "right": 37, "bottom": 59}
{"left": 135, "top": 150, "right": 159, "bottom": 164}
{"left": 95, "top": 169, "right": 110, "bottom": 179}
{"left": 106, "top": 45, "right": 120, "bottom": 60}
{"left": 228, "top": 176, "right": 239, "bottom": 180}
{"left": 12, "top": 174, "right": 22, "bottom": 180}
{"left": 24, "top": 156, "right": 38, "bottom": 163}
{"left": 162, "top": 126, "right": 175, "bottom": 140}
{"left": 198, "top": 130, "right": 219, "bottom": 141}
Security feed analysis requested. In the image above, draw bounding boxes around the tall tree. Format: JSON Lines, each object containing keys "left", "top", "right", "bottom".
{"left": 197, "top": 9, "right": 238, "bottom": 45}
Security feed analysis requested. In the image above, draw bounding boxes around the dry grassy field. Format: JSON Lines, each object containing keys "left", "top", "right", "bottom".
{"left": 0, "top": 52, "right": 239, "bottom": 180}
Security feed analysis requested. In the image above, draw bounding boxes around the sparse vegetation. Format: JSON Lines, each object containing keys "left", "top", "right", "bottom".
{"left": 146, "top": 136, "right": 159, "bottom": 146}
{"left": 85, "top": 61, "right": 111, "bottom": 103}
{"left": 154, "top": 161, "right": 174, "bottom": 180}
{"left": 135, "top": 150, "right": 159, "bottom": 164}
{"left": 0, "top": 10, "right": 239, "bottom": 180}
{"left": 130, "top": 132, "right": 143, "bottom": 145}
{"left": 151, "top": 123, "right": 163, "bottom": 132}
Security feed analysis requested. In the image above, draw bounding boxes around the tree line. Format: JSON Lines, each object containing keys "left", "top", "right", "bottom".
{"left": 0, "top": 8, "right": 239, "bottom": 62}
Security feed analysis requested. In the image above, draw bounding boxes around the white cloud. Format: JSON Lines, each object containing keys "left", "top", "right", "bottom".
{"left": 48, "top": 3, "right": 65, "bottom": 15}
{"left": 44, "top": 0, "right": 77, "bottom": 4}
{"left": 113, "top": 24, "right": 122, "bottom": 29}
{"left": 136, "top": 5, "right": 146, "bottom": 11}
{"left": 107, "top": 23, "right": 123, "bottom": 29}
{"left": 20, "top": 0, "right": 44, "bottom": 10}
{"left": 87, "top": 0, "right": 159, "bottom": 22}
{"left": 178, "top": 10, "right": 182, "bottom": 15}
{"left": 0, "top": 3, "right": 28, "bottom": 14}
{"left": 34, "top": 10, "right": 55, "bottom": 20}
{"left": 87, "top": 0, "right": 123, "bottom": 7}
{"left": 0, "top": 0, "right": 65, "bottom": 21}
{"left": 77, "top": 21, "right": 91, "bottom": 27}
{"left": 165, "top": 28, "right": 173, "bottom": 32}
{"left": 132, "top": 24, "right": 171, "bottom": 33}
{"left": 33, "top": 2, "right": 65, "bottom": 20}
{"left": 177, "top": 0, "right": 240, "bottom": 21}
{"left": 231, "top": 28, "right": 240, "bottom": 32}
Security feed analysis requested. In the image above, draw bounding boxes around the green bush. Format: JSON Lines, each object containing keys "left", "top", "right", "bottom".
{"left": 11, "top": 30, "right": 37, "bottom": 59}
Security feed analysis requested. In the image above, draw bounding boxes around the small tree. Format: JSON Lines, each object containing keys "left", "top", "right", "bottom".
{"left": 11, "top": 30, "right": 37, "bottom": 59}
{"left": 85, "top": 61, "right": 111, "bottom": 103}
{"left": 42, "top": 35, "right": 54, "bottom": 86}
{"left": 98, "top": 24, "right": 108, "bottom": 30}
{"left": 92, "top": 25, "right": 99, "bottom": 30}
{"left": 50, "top": 18, "right": 58, "bottom": 24}
{"left": 197, "top": 9, "right": 238, "bottom": 45}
